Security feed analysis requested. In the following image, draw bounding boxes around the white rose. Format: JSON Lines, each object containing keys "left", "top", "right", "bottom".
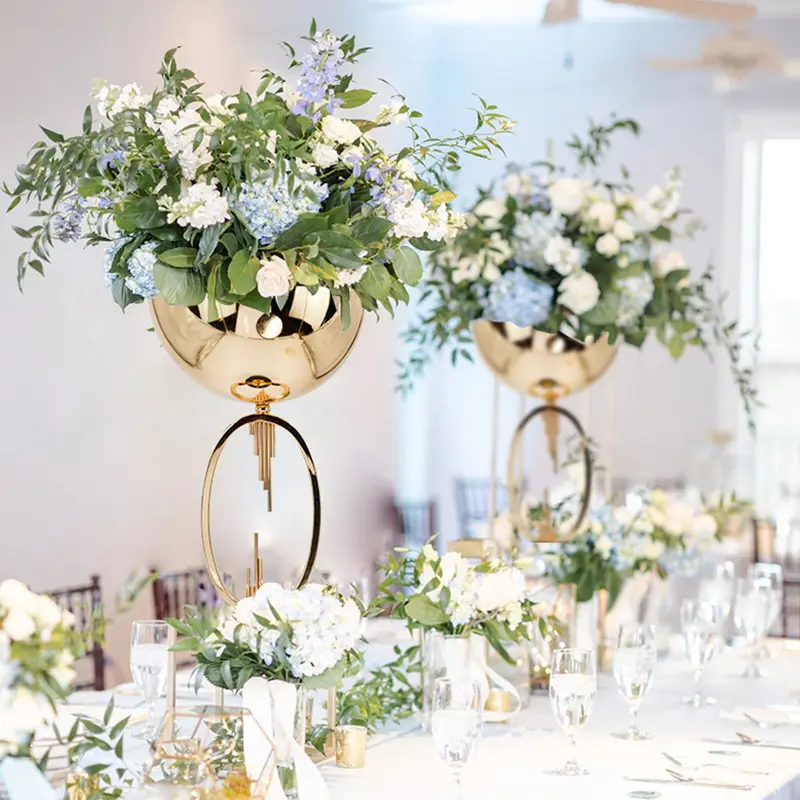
{"left": 503, "top": 172, "right": 531, "bottom": 197}
{"left": 558, "top": 270, "right": 600, "bottom": 315}
{"left": 311, "top": 141, "right": 339, "bottom": 168}
{"left": 596, "top": 232, "right": 621, "bottom": 257}
{"left": 655, "top": 250, "right": 687, "bottom": 277}
{"left": 33, "top": 596, "right": 63, "bottom": 630}
{"left": 690, "top": 513, "right": 718, "bottom": 542}
{"left": 476, "top": 569, "right": 525, "bottom": 613}
{"left": 256, "top": 256, "right": 292, "bottom": 298}
{"left": 639, "top": 537, "right": 665, "bottom": 560}
{"left": 613, "top": 219, "right": 635, "bottom": 242}
{"left": 547, "top": 178, "right": 588, "bottom": 215}
{"left": 585, "top": 201, "right": 616, "bottom": 231}
{"left": 473, "top": 198, "right": 507, "bottom": 229}
{"left": 320, "top": 115, "right": 362, "bottom": 145}
{"left": 662, "top": 500, "right": 695, "bottom": 536}
{"left": 3, "top": 609, "right": 36, "bottom": 641}
{"left": 0, "top": 580, "right": 35, "bottom": 613}
{"left": 594, "top": 534, "right": 614, "bottom": 560}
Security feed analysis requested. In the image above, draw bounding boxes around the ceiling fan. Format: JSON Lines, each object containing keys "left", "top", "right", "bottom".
{"left": 542, "top": 0, "right": 756, "bottom": 24}
{"left": 650, "top": 26, "right": 800, "bottom": 92}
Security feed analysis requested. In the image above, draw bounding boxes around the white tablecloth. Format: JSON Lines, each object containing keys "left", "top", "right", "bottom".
{"left": 57, "top": 641, "right": 800, "bottom": 800}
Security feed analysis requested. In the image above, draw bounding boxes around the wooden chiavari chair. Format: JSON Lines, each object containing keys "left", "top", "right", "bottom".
{"left": 151, "top": 567, "right": 230, "bottom": 620}
{"left": 391, "top": 499, "right": 437, "bottom": 552}
{"left": 454, "top": 478, "right": 510, "bottom": 540}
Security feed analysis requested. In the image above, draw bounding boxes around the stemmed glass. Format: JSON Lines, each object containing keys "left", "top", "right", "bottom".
{"left": 548, "top": 648, "right": 597, "bottom": 776}
{"left": 680, "top": 600, "right": 722, "bottom": 707}
{"left": 130, "top": 620, "right": 170, "bottom": 740}
{"left": 612, "top": 624, "right": 657, "bottom": 740}
{"left": 734, "top": 577, "right": 773, "bottom": 678}
{"left": 431, "top": 677, "right": 482, "bottom": 798}
{"left": 748, "top": 563, "right": 783, "bottom": 657}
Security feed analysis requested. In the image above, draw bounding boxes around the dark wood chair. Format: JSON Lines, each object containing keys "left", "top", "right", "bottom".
{"left": 392, "top": 500, "right": 437, "bottom": 552}
{"left": 752, "top": 517, "right": 800, "bottom": 638}
{"left": 454, "top": 478, "right": 510, "bottom": 540}
{"left": 47, "top": 574, "right": 105, "bottom": 691}
{"left": 151, "top": 568, "right": 230, "bottom": 620}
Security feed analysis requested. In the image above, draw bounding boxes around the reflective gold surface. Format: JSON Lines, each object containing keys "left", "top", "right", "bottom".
{"left": 471, "top": 320, "right": 619, "bottom": 399}
{"left": 151, "top": 288, "right": 363, "bottom": 400}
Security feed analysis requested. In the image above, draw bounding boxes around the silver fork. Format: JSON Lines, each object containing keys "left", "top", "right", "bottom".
{"left": 663, "top": 752, "right": 768, "bottom": 776}
{"left": 666, "top": 768, "right": 754, "bottom": 791}
{"left": 743, "top": 712, "right": 786, "bottom": 729}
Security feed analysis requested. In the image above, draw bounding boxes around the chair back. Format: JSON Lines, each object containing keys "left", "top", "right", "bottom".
{"left": 151, "top": 568, "right": 230, "bottom": 620}
{"left": 392, "top": 500, "right": 437, "bottom": 552}
{"left": 454, "top": 478, "right": 509, "bottom": 539}
{"left": 47, "top": 574, "right": 105, "bottom": 691}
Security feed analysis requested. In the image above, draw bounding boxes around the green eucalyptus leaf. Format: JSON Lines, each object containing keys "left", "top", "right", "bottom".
{"left": 351, "top": 216, "right": 393, "bottom": 245}
{"left": 580, "top": 291, "right": 620, "bottom": 327}
{"left": 153, "top": 264, "right": 206, "bottom": 306}
{"left": 157, "top": 247, "right": 198, "bottom": 268}
{"left": 115, "top": 197, "right": 167, "bottom": 232}
{"left": 392, "top": 246, "right": 423, "bottom": 285}
{"left": 227, "top": 249, "right": 261, "bottom": 295}
{"left": 405, "top": 594, "right": 449, "bottom": 626}
{"left": 338, "top": 89, "right": 376, "bottom": 109}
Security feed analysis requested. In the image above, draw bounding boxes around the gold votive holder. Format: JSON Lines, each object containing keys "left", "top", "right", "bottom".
{"left": 484, "top": 688, "right": 513, "bottom": 714}
{"left": 334, "top": 724, "right": 367, "bottom": 769}
{"left": 66, "top": 771, "right": 100, "bottom": 800}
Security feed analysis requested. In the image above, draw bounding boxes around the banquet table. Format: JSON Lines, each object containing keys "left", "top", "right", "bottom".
{"left": 48, "top": 641, "right": 800, "bottom": 800}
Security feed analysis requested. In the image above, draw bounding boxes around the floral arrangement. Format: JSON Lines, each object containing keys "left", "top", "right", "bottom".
{"left": 378, "top": 545, "right": 537, "bottom": 663}
{"left": 0, "top": 579, "right": 79, "bottom": 760}
{"left": 172, "top": 582, "right": 364, "bottom": 691}
{"left": 5, "top": 22, "right": 511, "bottom": 326}
{"left": 400, "top": 117, "right": 756, "bottom": 424}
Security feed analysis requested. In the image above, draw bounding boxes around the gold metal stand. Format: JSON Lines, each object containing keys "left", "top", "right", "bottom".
{"left": 200, "top": 376, "right": 322, "bottom": 606}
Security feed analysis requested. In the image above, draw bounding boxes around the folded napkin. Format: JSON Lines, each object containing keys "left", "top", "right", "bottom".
{"left": 720, "top": 706, "right": 800, "bottom": 725}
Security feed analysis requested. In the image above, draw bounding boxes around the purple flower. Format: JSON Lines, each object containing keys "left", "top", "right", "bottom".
{"left": 51, "top": 196, "right": 86, "bottom": 242}
{"left": 292, "top": 32, "right": 345, "bottom": 119}
{"left": 100, "top": 149, "right": 125, "bottom": 171}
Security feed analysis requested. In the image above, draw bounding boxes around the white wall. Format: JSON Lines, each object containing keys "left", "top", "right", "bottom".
{"left": 0, "top": 0, "right": 405, "bottom": 680}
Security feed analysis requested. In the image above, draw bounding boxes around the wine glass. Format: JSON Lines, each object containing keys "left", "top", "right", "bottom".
{"left": 130, "top": 620, "right": 170, "bottom": 740}
{"left": 431, "top": 677, "right": 482, "bottom": 797}
{"left": 748, "top": 563, "right": 783, "bottom": 653}
{"left": 548, "top": 648, "right": 597, "bottom": 776}
{"left": 680, "top": 600, "right": 722, "bottom": 707}
{"left": 734, "top": 577, "right": 772, "bottom": 678}
{"left": 612, "top": 624, "right": 656, "bottom": 740}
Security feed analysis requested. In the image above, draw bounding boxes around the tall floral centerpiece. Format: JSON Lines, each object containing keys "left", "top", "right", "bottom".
{"left": 5, "top": 23, "right": 511, "bottom": 340}
{"left": 378, "top": 546, "right": 537, "bottom": 723}
{"left": 174, "top": 582, "right": 363, "bottom": 800}
{"left": 0, "top": 580, "right": 79, "bottom": 761}
{"left": 400, "top": 118, "right": 756, "bottom": 423}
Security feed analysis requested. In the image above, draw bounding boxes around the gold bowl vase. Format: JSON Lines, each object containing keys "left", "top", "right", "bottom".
{"left": 151, "top": 287, "right": 364, "bottom": 400}
{"left": 471, "top": 320, "right": 618, "bottom": 399}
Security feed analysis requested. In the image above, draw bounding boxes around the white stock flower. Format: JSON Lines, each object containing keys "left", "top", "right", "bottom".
{"left": 690, "top": 513, "right": 718, "bottom": 542}
{"left": 256, "top": 256, "right": 292, "bottom": 298}
{"left": 390, "top": 197, "right": 429, "bottom": 239}
{"left": 33, "top": 596, "right": 63, "bottom": 630}
{"left": 163, "top": 182, "right": 230, "bottom": 229}
{"left": 594, "top": 534, "right": 614, "bottom": 559}
{"left": 311, "top": 141, "right": 339, "bottom": 168}
{"left": 655, "top": 250, "right": 687, "bottom": 277}
{"left": 476, "top": 569, "right": 525, "bottom": 613}
{"left": 503, "top": 172, "right": 533, "bottom": 198}
{"left": 333, "top": 264, "right": 368, "bottom": 288}
{"left": 93, "top": 82, "right": 151, "bottom": 119}
{"left": 473, "top": 197, "right": 507, "bottom": 230}
{"left": 613, "top": 219, "right": 635, "bottom": 242}
{"left": 547, "top": 178, "right": 588, "bottom": 215}
{"left": 662, "top": 499, "right": 696, "bottom": 536}
{"left": 596, "top": 232, "right": 621, "bottom": 257}
{"left": 321, "top": 115, "right": 362, "bottom": 145}
{"left": 613, "top": 506, "right": 634, "bottom": 527}
{"left": 638, "top": 537, "right": 665, "bottom": 560}
{"left": 376, "top": 99, "right": 407, "bottom": 125}
{"left": 451, "top": 256, "right": 481, "bottom": 284}
{"left": 396, "top": 158, "right": 416, "bottom": 180}
{"left": 543, "top": 235, "right": 584, "bottom": 276}
{"left": 558, "top": 270, "right": 600, "bottom": 315}
{"left": 585, "top": 201, "right": 617, "bottom": 232}
{"left": 3, "top": 609, "right": 36, "bottom": 642}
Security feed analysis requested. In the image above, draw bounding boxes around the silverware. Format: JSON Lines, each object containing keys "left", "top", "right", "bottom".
{"left": 702, "top": 736, "right": 800, "bottom": 751}
{"left": 625, "top": 775, "right": 753, "bottom": 791}
{"left": 662, "top": 752, "right": 768, "bottom": 776}
{"left": 742, "top": 712, "right": 786, "bottom": 729}
{"left": 665, "top": 769, "right": 753, "bottom": 790}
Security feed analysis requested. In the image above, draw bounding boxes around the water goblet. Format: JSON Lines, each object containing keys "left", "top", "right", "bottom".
{"left": 748, "top": 563, "right": 783, "bottom": 656}
{"left": 734, "top": 577, "right": 773, "bottom": 678}
{"left": 612, "top": 624, "right": 656, "bottom": 740}
{"left": 431, "top": 677, "right": 482, "bottom": 798}
{"left": 130, "top": 620, "right": 170, "bottom": 740}
{"left": 680, "top": 600, "right": 722, "bottom": 707}
{"left": 548, "top": 648, "right": 597, "bottom": 776}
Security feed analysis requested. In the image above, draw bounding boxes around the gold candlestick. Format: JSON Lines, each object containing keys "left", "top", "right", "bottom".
{"left": 246, "top": 532, "right": 264, "bottom": 597}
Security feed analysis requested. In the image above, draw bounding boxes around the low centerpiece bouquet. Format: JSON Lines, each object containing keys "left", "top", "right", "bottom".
{"left": 401, "top": 117, "right": 756, "bottom": 424}
{"left": 0, "top": 579, "right": 79, "bottom": 761}
{"left": 5, "top": 23, "right": 511, "bottom": 326}
{"left": 173, "top": 582, "right": 363, "bottom": 799}
{"left": 378, "top": 545, "right": 537, "bottom": 722}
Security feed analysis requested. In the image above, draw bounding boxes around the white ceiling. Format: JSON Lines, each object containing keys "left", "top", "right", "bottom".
{"left": 366, "top": 0, "right": 800, "bottom": 23}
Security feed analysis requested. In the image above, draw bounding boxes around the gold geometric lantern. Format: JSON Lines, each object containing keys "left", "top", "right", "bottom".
{"left": 152, "top": 287, "right": 364, "bottom": 602}
{"left": 472, "top": 320, "right": 619, "bottom": 541}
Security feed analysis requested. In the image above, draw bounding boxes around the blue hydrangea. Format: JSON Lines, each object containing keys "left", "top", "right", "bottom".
{"left": 103, "top": 236, "right": 130, "bottom": 287}
{"left": 483, "top": 267, "right": 554, "bottom": 328}
{"left": 511, "top": 211, "right": 561, "bottom": 271}
{"left": 51, "top": 196, "right": 86, "bottom": 242}
{"left": 231, "top": 171, "right": 329, "bottom": 246}
{"left": 125, "top": 241, "right": 160, "bottom": 298}
{"left": 617, "top": 273, "right": 654, "bottom": 327}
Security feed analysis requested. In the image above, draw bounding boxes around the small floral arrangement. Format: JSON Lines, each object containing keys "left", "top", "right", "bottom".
{"left": 0, "top": 579, "right": 79, "bottom": 759}
{"left": 378, "top": 545, "right": 537, "bottom": 663}
{"left": 172, "top": 582, "right": 364, "bottom": 691}
{"left": 401, "top": 117, "right": 756, "bottom": 424}
{"left": 5, "top": 22, "right": 511, "bottom": 325}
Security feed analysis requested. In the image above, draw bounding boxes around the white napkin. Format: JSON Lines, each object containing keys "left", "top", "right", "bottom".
{"left": 720, "top": 706, "right": 800, "bottom": 725}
